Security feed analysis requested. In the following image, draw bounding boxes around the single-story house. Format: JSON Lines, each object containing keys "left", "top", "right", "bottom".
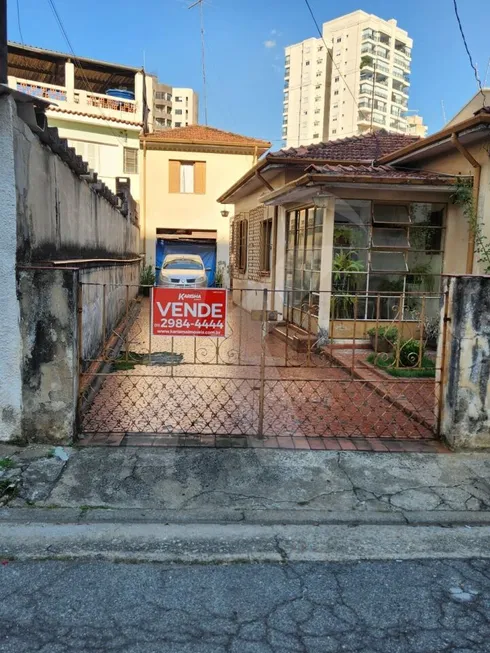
{"left": 218, "top": 116, "right": 489, "bottom": 339}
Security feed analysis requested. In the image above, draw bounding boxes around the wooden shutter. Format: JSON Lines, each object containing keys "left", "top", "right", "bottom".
{"left": 194, "top": 161, "right": 206, "bottom": 194}
{"left": 169, "top": 160, "right": 180, "bottom": 193}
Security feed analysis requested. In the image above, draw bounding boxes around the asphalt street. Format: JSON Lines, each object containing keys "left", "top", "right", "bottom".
{"left": 1, "top": 559, "right": 490, "bottom": 653}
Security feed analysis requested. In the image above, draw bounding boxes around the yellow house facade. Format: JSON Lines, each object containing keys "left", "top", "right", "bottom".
{"left": 140, "top": 126, "right": 270, "bottom": 283}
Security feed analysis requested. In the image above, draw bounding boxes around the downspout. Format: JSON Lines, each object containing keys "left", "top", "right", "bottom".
{"left": 451, "top": 133, "right": 481, "bottom": 274}
{"left": 142, "top": 138, "right": 148, "bottom": 264}
{"left": 271, "top": 206, "right": 279, "bottom": 310}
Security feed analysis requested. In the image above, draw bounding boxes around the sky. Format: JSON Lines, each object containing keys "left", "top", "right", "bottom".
{"left": 7, "top": 0, "right": 490, "bottom": 147}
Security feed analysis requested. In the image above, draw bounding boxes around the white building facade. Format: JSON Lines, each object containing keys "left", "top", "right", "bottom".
{"left": 283, "top": 10, "right": 413, "bottom": 147}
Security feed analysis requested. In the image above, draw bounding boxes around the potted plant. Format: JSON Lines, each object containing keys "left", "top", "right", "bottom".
{"left": 140, "top": 264, "right": 155, "bottom": 296}
{"left": 423, "top": 316, "right": 439, "bottom": 350}
{"left": 367, "top": 325, "right": 399, "bottom": 353}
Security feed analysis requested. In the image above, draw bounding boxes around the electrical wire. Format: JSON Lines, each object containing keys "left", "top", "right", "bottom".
{"left": 46, "top": 0, "right": 132, "bottom": 147}
{"left": 16, "top": 0, "right": 24, "bottom": 44}
{"left": 452, "top": 0, "right": 487, "bottom": 107}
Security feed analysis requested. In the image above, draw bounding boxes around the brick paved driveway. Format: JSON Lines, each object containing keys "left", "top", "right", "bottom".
{"left": 80, "top": 298, "right": 439, "bottom": 445}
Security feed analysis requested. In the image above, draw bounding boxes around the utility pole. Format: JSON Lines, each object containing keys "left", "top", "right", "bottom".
{"left": 0, "top": 0, "right": 7, "bottom": 84}
{"left": 189, "top": 0, "right": 208, "bottom": 125}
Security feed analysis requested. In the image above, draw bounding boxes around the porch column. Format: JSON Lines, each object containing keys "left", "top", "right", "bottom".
{"left": 65, "top": 61, "right": 75, "bottom": 102}
{"left": 439, "top": 275, "right": 490, "bottom": 449}
{"left": 273, "top": 207, "right": 287, "bottom": 313}
{"left": 317, "top": 197, "right": 335, "bottom": 340}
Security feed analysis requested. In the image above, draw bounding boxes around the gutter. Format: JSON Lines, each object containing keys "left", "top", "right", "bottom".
{"left": 451, "top": 133, "right": 481, "bottom": 274}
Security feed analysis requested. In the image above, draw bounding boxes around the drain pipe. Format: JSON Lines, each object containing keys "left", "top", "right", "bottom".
{"left": 451, "top": 133, "right": 481, "bottom": 274}
{"left": 142, "top": 138, "right": 148, "bottom": 265}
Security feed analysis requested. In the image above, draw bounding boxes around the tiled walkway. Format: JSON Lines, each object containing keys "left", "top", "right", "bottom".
{"left": 78, "top": 432, "right": 449, "bottom": 453}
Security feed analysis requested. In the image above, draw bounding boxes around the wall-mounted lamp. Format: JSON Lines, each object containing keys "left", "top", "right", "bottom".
{"left": 220, "top": 209, "right": 230, "bottom": 218}
{"left": 313, "top": 194, "right": 332, "bottom": 209}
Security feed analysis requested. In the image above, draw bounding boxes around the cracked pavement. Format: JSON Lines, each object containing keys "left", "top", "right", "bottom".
{"left": 2, "top": 558, "right": 490, "bottom": 652}
{"left": 3, "top": 447, "right": 490, "bottom": 520}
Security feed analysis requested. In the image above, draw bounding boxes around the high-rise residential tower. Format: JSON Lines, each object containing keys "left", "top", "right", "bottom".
{"left": 283, "top": 10, "right": 413, "bottom": 147}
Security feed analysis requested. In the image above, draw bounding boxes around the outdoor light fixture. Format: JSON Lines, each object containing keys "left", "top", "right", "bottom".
{"left": 220, "top": 209, "right": 230, "bottom": 217}
{"left": 313, "top": 194, "right": 332, "bottom": 208}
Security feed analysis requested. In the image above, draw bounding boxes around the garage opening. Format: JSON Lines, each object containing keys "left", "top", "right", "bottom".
{"left": 156, "top": 229, "right": 217, "bottom": 287}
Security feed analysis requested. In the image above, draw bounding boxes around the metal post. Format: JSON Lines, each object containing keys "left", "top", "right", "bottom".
{"left": 238, "top": 289, "right": 243, "bottom": 365}
{"left": 77, "top": 282, "right": 83, "bottom": 381}
{"left": 307, "top": 291, "right": 312, "bottom": 367}
{"left": 148, "top": 286, "right": 152, "bottom": 365}
{"left": 285, "top": 290, "right": 290, "bottom": 367}
{"left": 257, "top": 288, "right": 268, "bottom": 438}
{"left": 125, "top": 284, "right": 130, "bottom": 362}
{"left": 437, "top": 286, "right": 451, "bottom": 436}
{"left": 101, "top": 284, "right": 107, "bottom": 355}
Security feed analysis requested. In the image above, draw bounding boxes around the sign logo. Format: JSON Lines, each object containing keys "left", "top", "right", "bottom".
{"left": 152, "top": 288, "right": 227, "bottom": 337}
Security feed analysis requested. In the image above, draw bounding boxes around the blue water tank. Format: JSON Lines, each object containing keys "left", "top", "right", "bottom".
{"left": 106, "top": 88, "right": 135, "bottom": 100}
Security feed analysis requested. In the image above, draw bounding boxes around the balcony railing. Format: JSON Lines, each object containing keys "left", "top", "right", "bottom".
{"left": 75, "top": 90, "right": 137, "bottom": 114}
{"left": 392, "top": 93, "right": 408, "bottom": 108}
{"left": 16, "top": 80, "right": 67, "bottom": 102}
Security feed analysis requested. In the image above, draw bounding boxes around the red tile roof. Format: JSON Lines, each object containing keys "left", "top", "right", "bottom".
{"left": 306, "top": 163, "right": 458, "bottom": 182}
{"left": 48, "top": 105, "right": 142, "bottom": 126}
{"left": 144, "top": 125, "right": 270, "bottom": 148}
{"left": 273, "top": 130, "right": 420, "bottom": 162}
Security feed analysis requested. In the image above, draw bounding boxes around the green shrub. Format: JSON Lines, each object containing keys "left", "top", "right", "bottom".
{"left": 366, "top": 325, "right": 399, "bottom": 343}
{"left": 367, "top": 352, "right": 435, "bottom": 378}
{"left": 140, "top": 264, "right": 155, "bottom": 287}
{"left": 398, "top": 338, "right": 423, "bottom": 367}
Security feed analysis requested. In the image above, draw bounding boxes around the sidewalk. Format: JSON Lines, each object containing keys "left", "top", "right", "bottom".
{"left": 1, "top": 444, "right": 490, "bottom": 526}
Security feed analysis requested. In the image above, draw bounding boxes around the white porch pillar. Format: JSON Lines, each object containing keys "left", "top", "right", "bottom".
{"left": 65, "top": 61, "right": 75, "bottom": 102}
{"left": 317, "top": 197, "right": 335, "bottom": 339}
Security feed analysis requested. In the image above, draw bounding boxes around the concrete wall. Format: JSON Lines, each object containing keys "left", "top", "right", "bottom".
{"left": 143, "top": 147, "right": 257, "bottom": 268}
{"left": 18, "top": 268, "right": 79, "bottom": 444}
{"left": 80, "top": 263, "right": 140, "bottom": 363}
{"left": 440, "top": 276, "right": 490, "bottom": 449}
{"left": 0, "top": 96, "right": 23, "bottom": 442}
{"left": 13, "top": 112, "right": 139, "bottom": 263}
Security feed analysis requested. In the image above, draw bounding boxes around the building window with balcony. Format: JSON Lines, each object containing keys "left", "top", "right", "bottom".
{"left": 166, "top": 119, "right": 172, "bottom": 127}
{"left": 166, "top": 93, "right": 172, "bottom": 101}
{"left": 305, "top": 60, "right": 310, "bottom": 66}
{"left": 169, "top": 160, "right": 206, "bottom": 194}
{"left": 285, "top": 67, "right": 290, "bottom": 77}
{"left": 175, "top": 122, "right": 182, "bottom": 127}
{"left": 334, "top": 90, "right": 339, "bottom": 96}
{"left": 316, "top": 71, "right": 322, "bottom": 77}
{"left": 123, "top": 147, "right": 138, "bottom": 174}
{"left": 332, "top": 129, "right": 337, "bottom": 134}
{"left": 175, "top": 96, "right": 183, "bottom": 102}
{"left": 175, "top": 109, "right": 183, "bottom": 115}
{"left": 336, "top": 37, "right": 342, "bottom": 42}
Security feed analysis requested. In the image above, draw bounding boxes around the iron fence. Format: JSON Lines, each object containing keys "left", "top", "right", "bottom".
{"left": 78, "top": 284, "right": 446, "bottom": 441}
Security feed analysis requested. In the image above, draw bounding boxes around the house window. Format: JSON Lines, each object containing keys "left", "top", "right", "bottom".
{"left": 175, "top": 109, "right": 183, "bottom": 115}
{"left": 260, "top": 218, "right": 273, "bottom": 273}
{"left": 169, "top": 160, "right": 206, "bottom": 194}
{"left": 123, "top": 147, "right": 138, "bottom": 174}
{"left": 331, "top": 200, "right": 446, "bottom": 321}
{"left": 175, "top": 96, "right": 182, "bottom": 102}
{"left": 237, "top": 219, "right": 248, "bottom": 272}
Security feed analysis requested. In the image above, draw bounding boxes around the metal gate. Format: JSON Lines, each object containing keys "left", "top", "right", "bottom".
{"left": 78, "top": 284, "right": 446, "bottom": 442}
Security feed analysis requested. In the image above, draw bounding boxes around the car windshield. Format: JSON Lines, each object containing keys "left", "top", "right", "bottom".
{"left": 163, "top": 259, "right": 203, "bottom": 270}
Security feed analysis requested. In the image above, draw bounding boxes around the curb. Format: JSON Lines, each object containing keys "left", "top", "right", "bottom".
{"left": 2, "top": 506, "right": 490, "bottom": 527}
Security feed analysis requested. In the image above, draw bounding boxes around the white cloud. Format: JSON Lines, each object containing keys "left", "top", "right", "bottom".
{"left": 264, "top": 39, "right": 276, "bottom": 49}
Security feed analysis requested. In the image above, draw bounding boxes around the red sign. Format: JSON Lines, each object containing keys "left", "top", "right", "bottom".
{"left": 152, "top": 288, "right": 227, "bottom": 337}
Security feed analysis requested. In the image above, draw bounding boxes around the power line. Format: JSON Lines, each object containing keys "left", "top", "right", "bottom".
{"left": 302, "top": 0, "right": 371, "bottom": 123}
{"left": 16, "top": 0, "right": 24, "bottom": 44}
{"left": 452, "top": 0, "right": 486, "bottom": 106}
{"left": 46, "top": 0, "right": 131, "bottom": 147}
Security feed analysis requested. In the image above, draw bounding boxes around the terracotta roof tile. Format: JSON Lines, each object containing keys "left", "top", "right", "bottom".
{"left": 272, "top": 130, "right": 420, "bottom": 162}
{"left": 306, "top": 163, "right": 458, "bottom": 183}
{"left": 48, "top": 105, "right": 142, "bottom": 126}
{"left": 145, "top": 125, "right": 270, "bottom": 148}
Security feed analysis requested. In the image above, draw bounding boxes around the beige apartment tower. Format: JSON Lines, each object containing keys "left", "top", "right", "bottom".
{"left": 283, "top": 10, "right": 413, "bottom": 147}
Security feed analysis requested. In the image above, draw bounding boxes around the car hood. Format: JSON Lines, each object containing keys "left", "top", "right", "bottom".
{"left": 161, "top": 269, "right": 205, "bottom": 279}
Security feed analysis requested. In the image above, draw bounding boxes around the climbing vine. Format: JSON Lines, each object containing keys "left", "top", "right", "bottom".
{"left": 451, "top": 178, "right": 490, "bottom": 273}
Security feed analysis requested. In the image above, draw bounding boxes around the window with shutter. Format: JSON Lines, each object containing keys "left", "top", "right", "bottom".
{"left": 123, "top": 147, "right": 138, "bottom": 174}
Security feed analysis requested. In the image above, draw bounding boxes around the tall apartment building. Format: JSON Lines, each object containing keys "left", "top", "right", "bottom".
{"left": 283, "top": 10, "right": 413, "bottom": 147}
{"left": 152, "top": 83, "right": 199, "bottom": 129}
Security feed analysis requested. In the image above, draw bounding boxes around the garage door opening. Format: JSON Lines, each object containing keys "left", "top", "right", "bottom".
{"left": 156, "top": 229, "right": 217, "bottom": 287}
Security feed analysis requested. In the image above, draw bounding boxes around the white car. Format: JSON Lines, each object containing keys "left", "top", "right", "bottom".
{"left": 158, "top": 254, "right": 208, "bottom": 288}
